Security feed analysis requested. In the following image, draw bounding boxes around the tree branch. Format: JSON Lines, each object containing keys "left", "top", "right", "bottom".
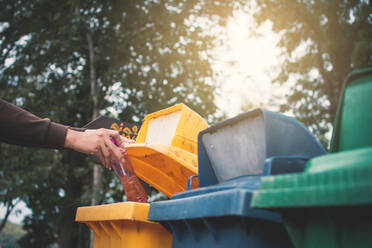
{"left": 86, "top": 32, "right": 98, "bottom": 119}
{"left": 0, "top": 199, "right": 20, "bottom": 233}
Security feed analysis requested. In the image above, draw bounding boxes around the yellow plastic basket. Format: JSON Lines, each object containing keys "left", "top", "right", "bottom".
{"left": 127, "top": 103, "right": 208, "bottom": 197}
{"left": 75, "top": 202, "right": 172, "bottom": 248}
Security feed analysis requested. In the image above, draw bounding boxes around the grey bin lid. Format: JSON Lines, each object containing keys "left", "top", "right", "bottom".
{"left": 198, "top": 108, "right": 326, "bottom": 187}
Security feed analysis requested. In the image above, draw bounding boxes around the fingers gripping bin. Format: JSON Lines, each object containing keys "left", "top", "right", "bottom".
{"left": 75, "top": 202, "right": 172, "bottom": 248}
{"left": 126, "top": 103, "right": 208, "bottom": 197}
{"left": 148, "top": 109, "right": 325, "bottom": 248}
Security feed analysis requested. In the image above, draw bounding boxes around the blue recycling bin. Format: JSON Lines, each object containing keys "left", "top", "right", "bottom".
{"left": 148, "top": 176, "right": 291, "bottom": 248}
{"left": 198, "top": 108, "right": 326, "bottom": 187}
{"left": 148, "top": 109, "right": 325, "bottom": 248}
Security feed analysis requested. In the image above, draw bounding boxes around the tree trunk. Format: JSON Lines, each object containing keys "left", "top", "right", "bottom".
{"left": 87, "top": 31, "right": 102, "bottom": 248}
{"left": 57, "top": 150, "right": 90, "bottom": 248}
{"left": 56, "top": 199, "right": 76, "bottom": 248}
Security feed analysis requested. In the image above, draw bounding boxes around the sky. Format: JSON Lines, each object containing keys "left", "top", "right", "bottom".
{"left": 0, "top": 201, "right": 32, "bottom": 225}
{"left": 211, "top": 10, "right": 284, "bottom": 117}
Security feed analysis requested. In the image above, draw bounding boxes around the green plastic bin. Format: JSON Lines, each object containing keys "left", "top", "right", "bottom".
{"left": 331, "top": 67, "right": 372, "bottom": 152}
{"left": 252, "top": 147, "right": 372, "bottom": 248}
{"left": 252, "top": 68, "right": 372, "bottom": 248}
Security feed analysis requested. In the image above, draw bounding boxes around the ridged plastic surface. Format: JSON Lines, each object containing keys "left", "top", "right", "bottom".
{"left": 75, "top": 202, "right": 172, "bottom": 248}
{"left": 251, "top": 68, "right": 372, "bottom": 248}
{"left": 148, "top": 176, "right": 292, "bottom": 248}
{"left": 126, "top": 103, "right": 208, "bottom": 197}
{"left": 252, "top": 147, "right": 372, "bottom": 248}
{"left": 252, "top": 147, "right": 372, "bottom": 207}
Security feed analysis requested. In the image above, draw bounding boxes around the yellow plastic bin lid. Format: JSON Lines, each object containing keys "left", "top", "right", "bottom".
{"left": 75, "top": 202, "right": 172, "bottom": 248}
{"left": 127, "top": 103, "right": 208, "bottom": 197}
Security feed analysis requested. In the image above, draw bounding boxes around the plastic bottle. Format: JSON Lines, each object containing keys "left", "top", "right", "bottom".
{"left": 110, "top": 138, "right": 148, "bottom": 203}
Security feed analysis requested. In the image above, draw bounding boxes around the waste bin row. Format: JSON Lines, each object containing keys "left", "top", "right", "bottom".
{"left": 76, "top": 67, "right": 372, "bottom": 248}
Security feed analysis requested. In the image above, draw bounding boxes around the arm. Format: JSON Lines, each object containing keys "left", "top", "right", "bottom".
{"left": 0, "top": 98, "right": 134, "bottom": 168}
{"left": 0, "top": 98, "right": 67, "bottom": 148}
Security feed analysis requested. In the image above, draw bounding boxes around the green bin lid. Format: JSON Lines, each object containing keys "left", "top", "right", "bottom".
{"left": 251, "top": 146, "right": 372, "bottom": 208}
{"left": 331, "top": 67, "right": 372, "bottom": 152}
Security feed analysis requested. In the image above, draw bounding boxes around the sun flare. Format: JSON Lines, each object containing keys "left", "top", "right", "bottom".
{"left": 212, "top": 11, "right": 283, "bottom": 117}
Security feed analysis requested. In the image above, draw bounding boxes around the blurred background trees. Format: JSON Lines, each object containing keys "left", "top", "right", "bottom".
{"left": 252, "top": 0, "right": 372, "bottom": 145}
{"left": 0, "top": 0, "right": 234, "bottom": 247}
{"left": 0, "top": 221, "right": 25, "bottom": 248}
{"left": 0, "top": 0, "right": 371, "bottom": 247}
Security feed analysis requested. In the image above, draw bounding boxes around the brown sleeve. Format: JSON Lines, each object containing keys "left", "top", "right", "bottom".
{"left": 0, "top": 98, "right": 68, "bottom": 149}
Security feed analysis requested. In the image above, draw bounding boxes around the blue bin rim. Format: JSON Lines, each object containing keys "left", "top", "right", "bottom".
{"left": 148, "top": 185, "right": 282, "bottom": 223}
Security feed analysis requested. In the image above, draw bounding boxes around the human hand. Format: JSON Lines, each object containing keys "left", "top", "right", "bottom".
{"left": 64, "top": 128, "right": 135, "bottom": 169}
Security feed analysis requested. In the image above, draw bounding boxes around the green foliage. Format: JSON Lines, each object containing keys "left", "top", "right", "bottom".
{"left": 0, "top": 221, "right": 26, "bottom": 248}
{"left": 251, "top": 0, "right": 372, "bottom": 147}
{"left": 0, "top": 0, "right": 235, "bottom": 247}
